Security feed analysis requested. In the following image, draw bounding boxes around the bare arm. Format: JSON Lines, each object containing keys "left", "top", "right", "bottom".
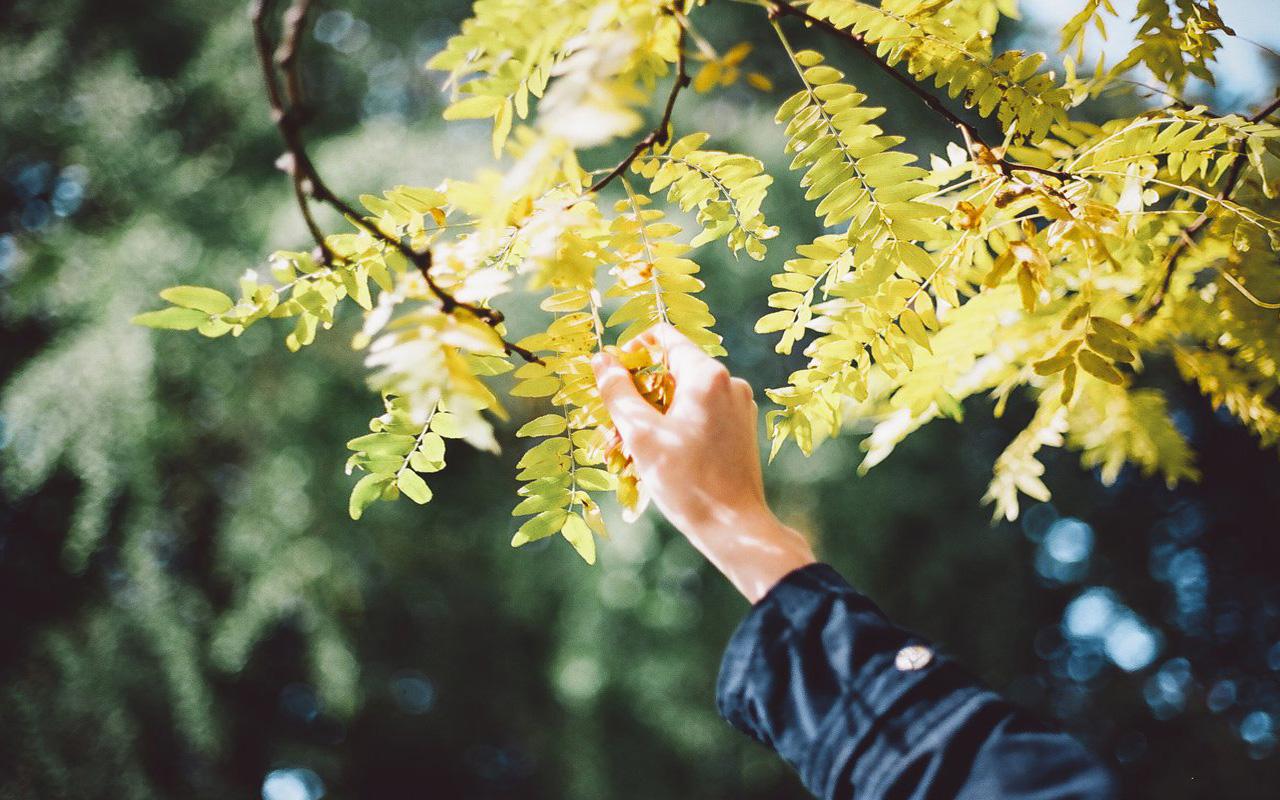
{"left": 590, "top": 323, "right": 815, "bottom": 602}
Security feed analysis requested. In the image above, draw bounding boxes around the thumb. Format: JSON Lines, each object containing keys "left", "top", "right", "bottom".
{"left": 591, "top": 351, "right": 661, "bottom": 443}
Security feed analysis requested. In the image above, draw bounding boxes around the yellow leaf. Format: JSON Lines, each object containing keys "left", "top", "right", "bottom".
{"left": 511, "top": 375, "right": 562, "bottom": 398}
{"left": 1077, "top": 350, "right": 1124, "bottom": 385}
{"left": 723, "top": 42, "right": 752, "bottom": 66}
{"left": 898, "top": 309, "right": 932, "bottom": 351}
{"left": 492, "top": 98, "right": 513, "bottom": 158}
{"left": 442, "top": 94, "right": 504, "bottom": 120}
{"left": 692, "top": 63, "right": 721, "bottom": 93}
{"left": 756, "top": 309, "right": 794, "bottom": 334}
{"left": 516, "top": 414, "right": 568, "bottom": 438}
{"left": 560, "top": 513, "right": 596, "bottom": 564}
{"left": 1085, "top": 332, "right": 1134, "bottom": 363}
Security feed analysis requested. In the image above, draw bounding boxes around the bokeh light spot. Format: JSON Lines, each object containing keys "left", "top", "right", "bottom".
{"left": 261, "top": 768, "right": 324, "bottom": 800}
{"left": 556, "top": 656, "right": 603, "bottom": 704}
{"left": 1021, "top": 502, "right": 1059, "bottom": 542}
{"left": 1206, "top": 679, "right": 1237, "bottom": 713}
{"left": 1063, "top": 588, "right": 1118, "bottom": 639}
{"left": 1044, "top": 518, "right": 1094, "bottom": 564}
{"left": 279, "top": 683, "right": 320, "bottom": 723}
{"left": 389, "top": 669, "right": 435, "bottom": 715}
{"left": 1104, "top": 614, "right": 1160, "bottom": 672}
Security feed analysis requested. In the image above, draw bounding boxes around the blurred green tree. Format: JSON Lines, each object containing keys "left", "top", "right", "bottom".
{"left": 3, "top": 2, "right": 1280, "bottom": 799}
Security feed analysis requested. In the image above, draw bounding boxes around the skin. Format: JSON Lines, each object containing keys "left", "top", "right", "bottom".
{"left": 591, "top": 324, "right": 817, "bottom": 603}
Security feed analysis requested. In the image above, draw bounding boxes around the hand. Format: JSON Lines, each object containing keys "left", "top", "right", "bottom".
{"left": 591, "top": 324, "right": 816, "bottom": 602}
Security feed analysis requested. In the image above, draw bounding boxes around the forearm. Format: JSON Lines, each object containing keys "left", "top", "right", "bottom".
{"left": 681, "top": 508, "right": 816, "bottom": 604}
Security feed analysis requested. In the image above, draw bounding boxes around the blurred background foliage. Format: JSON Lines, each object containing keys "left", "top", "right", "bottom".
{"left": 2, "top": 1, "right": 1279, "bottom": 798}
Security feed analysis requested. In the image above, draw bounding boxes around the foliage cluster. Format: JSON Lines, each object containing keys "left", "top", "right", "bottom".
{"left": 141, "top": 0, "right": 1280, "bottom": 557}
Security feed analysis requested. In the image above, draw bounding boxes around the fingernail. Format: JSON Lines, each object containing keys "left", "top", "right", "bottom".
{"left": 591, "top": 352, "right": 608, "bottom": 369}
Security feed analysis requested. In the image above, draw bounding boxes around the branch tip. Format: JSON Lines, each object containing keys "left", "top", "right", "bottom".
{"left": 251, "top": 0, "right": 537, "bottom": 362}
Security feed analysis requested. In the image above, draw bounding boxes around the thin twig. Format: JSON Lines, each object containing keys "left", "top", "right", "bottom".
{"left": 1111, "top": 77, "right": 1193, "bottom": 110}
{"left": 1137, "top": 94, "right": 1280, "bottom": 322}
{"left": 765, "top": 0, "right": 1071, "bottom": 182}
{"left": 589, "top": 16, "right": 690, "bottom": 194}
{"left": 250, "top": 0, "right": 541, "bottom": 363}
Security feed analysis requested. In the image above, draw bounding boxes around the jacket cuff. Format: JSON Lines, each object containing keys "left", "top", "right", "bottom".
{"left": 715, "top": 563, "right": 976, "bottom": 789}
{"left": 714, "top": 563, "right": 1117, "bottom": 800}
{"left": 716, "top": 562, "right": 855, "bottom": 742}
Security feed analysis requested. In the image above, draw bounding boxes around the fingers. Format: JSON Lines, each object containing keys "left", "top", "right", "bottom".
{"left": 591, "top": 351, "right": 661, "bottom": 442}
{"left": 730, "top": 376, "right": 755, "bottom": 405}
{"left": 629, "top": 323, "right": 712, "bottom": 380}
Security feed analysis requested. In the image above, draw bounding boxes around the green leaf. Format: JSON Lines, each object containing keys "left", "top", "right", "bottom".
{"left": 429, "top": 412, "right": 465, "bottom": 438}
{"left": 349, "top": 474, "right": 389, "bottom": 520}
{"left": 159, "top": 285, "right": 233, "bottom": 314}
{"left": 197, "top": 318, "right": 233, "bottom": 338}
{"left": 408, "top": 450, "right": 445, "bottom": 473}
{"left": 511, "top": 509, "right": 568, "bottom": 547}
{"left": 396, "top": 470, "right": 433, "bottom": 504}
{"left": 416, "top": 431, "right": 447, "bottom": 461}
{"left": 347, "top": 432, "right": 416, "bottom": 454}
{"left": 131, "top": 307, "right": 209, "bottom": 330}
{"left": 511, "top": 490, "right": 570, "bottom": 516}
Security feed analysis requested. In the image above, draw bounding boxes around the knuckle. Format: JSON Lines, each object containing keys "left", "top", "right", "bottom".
{"left": 702, "top": 364, "right": 731, "bottom": 390}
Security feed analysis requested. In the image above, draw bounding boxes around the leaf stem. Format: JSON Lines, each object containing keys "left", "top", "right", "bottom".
{"left": 396, "top": 401, "right": 440, "bottom": 482}
{"left": 621, "top": 177, "right": 670, "bottom": 324}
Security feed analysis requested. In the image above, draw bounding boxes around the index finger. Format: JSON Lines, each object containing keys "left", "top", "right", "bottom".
{"left": 591, "top": 351, "right": 662, "bottom": 440}
{"left": 626, "top": 323, "right": 714, "bottom": 380}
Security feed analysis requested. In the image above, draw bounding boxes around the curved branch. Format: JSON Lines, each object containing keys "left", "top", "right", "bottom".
{"left": 250, "top": 0, "right": 541, "bottom": 364}
{"left": 589, "top": 15, "right": 690, "bottom": 194}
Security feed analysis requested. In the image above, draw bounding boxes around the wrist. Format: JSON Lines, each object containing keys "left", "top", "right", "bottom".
{"left": 686, "top": 506, "right": 817, "bottom": 603}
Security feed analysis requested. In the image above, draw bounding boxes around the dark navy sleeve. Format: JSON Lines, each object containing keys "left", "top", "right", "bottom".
{"left": 716, "top": 563, "right": 1116, "bottom": 800}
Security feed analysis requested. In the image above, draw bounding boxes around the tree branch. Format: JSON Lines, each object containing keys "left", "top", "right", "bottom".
{"left": 589, "top": 16, "right": 690, "bottom": 194}
{"left": 1137, "top": 94, "right": 1280, "bottom": 323}
{"left": 250, "top": 0, "right": 541, "bottom": 364}
{"left": 765, "top": 0, "right": 1071, "bottom": 182}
